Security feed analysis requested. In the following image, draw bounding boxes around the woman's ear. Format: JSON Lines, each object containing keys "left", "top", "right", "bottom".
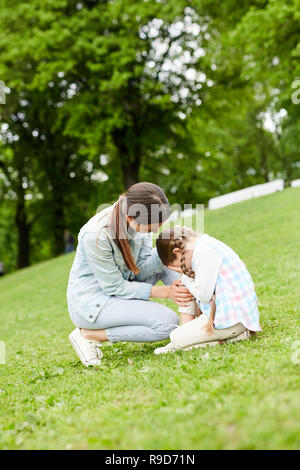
{"left": 173, "top": 248, "right": 181, "bottom": 255}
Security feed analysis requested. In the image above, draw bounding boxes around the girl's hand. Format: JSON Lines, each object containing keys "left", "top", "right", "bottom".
{"left": 167, "top": 265, "right": 183, "bottom": 274}
{"left": 168, "top": 280, "right": 194, "bottom": 306}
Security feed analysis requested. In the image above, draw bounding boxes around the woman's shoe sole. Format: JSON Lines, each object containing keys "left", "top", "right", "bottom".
{"left": 68, "top": 332, "right": 91, "bottom": 367}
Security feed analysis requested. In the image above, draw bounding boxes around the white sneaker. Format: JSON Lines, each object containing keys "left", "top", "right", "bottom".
{"left": 226, "top": 329, "right": 251, "bottom": 343}
{"left": 154, "top": 330, "right": 251, "bottom": 356}
{"left": 154, "top": 340, "right": 219, "bottom": 354}
{"left": 181, "top": 332, "right": 250, "bottom": 350}
{"left": 69, "top": 328, "right": 103, "bottom": 367}
{"left": 154, "top": 342, "right": 178, "bottom": 355}
{"left": 182, "top": 340, "right": 220, "bottom": 350}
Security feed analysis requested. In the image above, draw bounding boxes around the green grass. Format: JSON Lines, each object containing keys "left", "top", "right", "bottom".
{"left": 0, "top": 187, "right": 300, "bottom": 450}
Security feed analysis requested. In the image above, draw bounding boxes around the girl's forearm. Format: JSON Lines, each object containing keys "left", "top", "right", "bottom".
{"left": 150, "top": 285, "right": 170, "bottom": 298}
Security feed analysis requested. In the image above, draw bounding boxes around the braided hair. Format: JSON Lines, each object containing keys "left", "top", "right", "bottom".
{"left": 156, "top": 226, "right": 196, "bottom": 278}
{"left": 156, "top": 226, "right": 216, "bottom": 333}
{"left": 177, "top": 229, "right": 196, "bottom": 279}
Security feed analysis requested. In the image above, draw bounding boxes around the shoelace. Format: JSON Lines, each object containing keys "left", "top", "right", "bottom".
{"left": 88, "top": 341, "right": 103, "bottom": 360}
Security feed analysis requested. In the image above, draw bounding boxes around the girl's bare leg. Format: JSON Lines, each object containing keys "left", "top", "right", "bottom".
{"left": 180, "top": 313, "right": 195, "bottom": 325}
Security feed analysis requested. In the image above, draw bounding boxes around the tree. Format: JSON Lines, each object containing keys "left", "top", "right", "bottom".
{"left": 1, "top": 0, "right": 299, "bottom": 272}
{"left": 0, "top": 0, "right": 208, "bottom": 189}
{"left": 0, "top": 108, "right": 40, "bottom": 268}
{"left": 229, "top": 0, "right": 300, "bottom": 182}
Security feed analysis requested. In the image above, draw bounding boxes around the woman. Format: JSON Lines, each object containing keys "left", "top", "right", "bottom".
{"left": 67, "top": 182, "right": 194, "bottom": 367}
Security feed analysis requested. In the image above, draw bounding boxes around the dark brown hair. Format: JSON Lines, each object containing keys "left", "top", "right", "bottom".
{"left": 156, "top": 226, "right": 196, "bottom": 278}
{"left": 156, "top": 226, "right": 216, "bottom": 333}
{"left": 110, "top": 182, "right": 171, "bottom": 275}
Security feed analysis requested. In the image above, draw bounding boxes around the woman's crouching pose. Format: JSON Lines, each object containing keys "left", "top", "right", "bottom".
{"left": 67, "top": 183, "right": 194, "bottom": 367}
{"left": 154, "top": 226, "right": 261, "bottom": 354}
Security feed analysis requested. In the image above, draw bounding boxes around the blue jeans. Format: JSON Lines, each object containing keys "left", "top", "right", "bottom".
{"left": 70, "top": 268, "right": 180, "bottom": 343}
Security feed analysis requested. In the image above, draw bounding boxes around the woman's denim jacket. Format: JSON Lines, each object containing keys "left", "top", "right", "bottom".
{"left": 67, "top": 204, "right": 164, "bottom": 322}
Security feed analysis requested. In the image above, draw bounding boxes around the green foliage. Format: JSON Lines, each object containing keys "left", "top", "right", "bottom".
{"left": 228, "top": 0, "right": 300, "bottom": 180}
{"left": 0, "top": 0, "right": 299, "bottom": 271}
{"left": 0, "top": 201, "right": 17, "bottom": 272}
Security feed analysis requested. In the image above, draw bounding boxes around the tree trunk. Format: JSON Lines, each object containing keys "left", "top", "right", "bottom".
{"left": 275, "top": 128, "right": 292, "bottom": 184}
{"left": 260, "top": 142, "right": 270, "bottom": 182}
{"left": 52, "top": 192, "right": 65, "bottom": 256}
{"left": 112, "top": 126, "right": 141, "bottom": 190}
{"left": 121, "top": 156, "right": 141, "bottom": 189}
{"left": 15, "top": 197, "right": 30, "bottom": 269}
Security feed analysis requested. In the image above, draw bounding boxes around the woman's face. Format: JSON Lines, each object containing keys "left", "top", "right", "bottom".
{"left": 127, "top": 217, "right": 162, "bottom": 234}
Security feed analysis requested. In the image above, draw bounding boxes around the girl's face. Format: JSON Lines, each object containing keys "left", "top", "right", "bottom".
{"left": 168, "top": 240, "right": 196, "bottom": 270}
{"left": 168, "top": 248, "right": 182, "bottom": 268}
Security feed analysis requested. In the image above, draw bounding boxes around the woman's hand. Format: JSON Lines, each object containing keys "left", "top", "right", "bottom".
{"left": 168, "top": 280, "right": 194, "bottom": 306}
{"left": 150, "top": 282, "right": 194, "bottom": 305}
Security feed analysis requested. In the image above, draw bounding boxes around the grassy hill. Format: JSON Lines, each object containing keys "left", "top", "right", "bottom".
{"left": 0, "top": 187, "right": 299, "bottom": 450}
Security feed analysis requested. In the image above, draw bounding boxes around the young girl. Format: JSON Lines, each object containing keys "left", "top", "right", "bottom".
{"left": 154, "top": 226, "right": 261, "bottom": 354}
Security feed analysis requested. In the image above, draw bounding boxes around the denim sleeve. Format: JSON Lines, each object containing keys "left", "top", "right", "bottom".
{"left": 82, "top": 231, "right": 152, "bottom": 300}
{"left": 134, "top": 235, "right": 164, "bottom": 282}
